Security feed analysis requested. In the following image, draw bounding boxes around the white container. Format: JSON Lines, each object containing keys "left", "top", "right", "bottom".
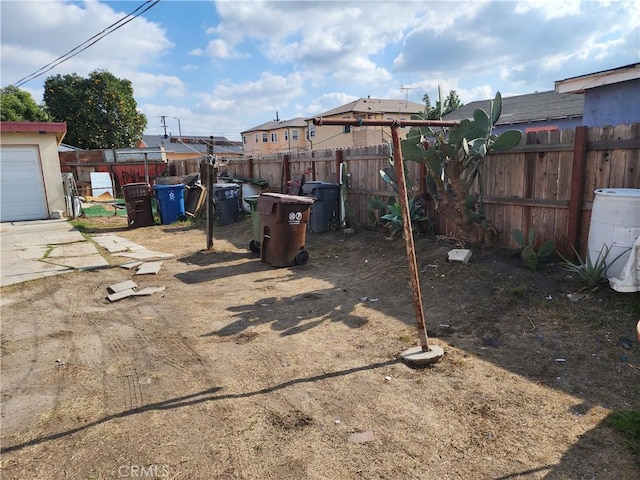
{"left": 241, "top": 183, "right": 261, "bottom": 212}
{"left": 587, "top": 188, "right": 640, "bottom": 279}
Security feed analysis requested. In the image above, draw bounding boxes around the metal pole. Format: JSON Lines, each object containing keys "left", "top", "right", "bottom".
{"left": 311, "top": 116, "right": 453, "bottom": 354}
{"left": 391, "top": 124, "right": 430, "bottom": 351}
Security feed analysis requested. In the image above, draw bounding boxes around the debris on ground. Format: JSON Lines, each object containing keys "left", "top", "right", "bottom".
{"left": 106, "top": 280, "right": 165, "bottom": 302}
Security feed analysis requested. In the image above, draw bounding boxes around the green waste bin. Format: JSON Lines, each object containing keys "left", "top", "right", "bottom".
{"left": 245, "top": 196, "right": 261, "bottom": 254}
{"left": 258, "top": 193, "right": 314, "bottom": 267}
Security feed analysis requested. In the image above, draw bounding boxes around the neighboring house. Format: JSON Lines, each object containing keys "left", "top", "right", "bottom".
{"left": 443, "top": 90, "right": 584, "bottom": 134}
{"left": 0, "top": 121, "right": 67, "bottom": 222}
{"left": 241, "top": 117, "right": 309, "bottom": 156}
{"left": 307, "top": 97, "right": 425, "bottom": 150}
{"left": 140, "top": 135, "right": 244, "bottom": 162}
{"left": 555, "top": 63, "right": 640, "bottom": 127}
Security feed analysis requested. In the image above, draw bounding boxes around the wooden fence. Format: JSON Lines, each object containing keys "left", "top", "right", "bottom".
{"left": 220, "top": 123, "right": 640, "bottom": 256}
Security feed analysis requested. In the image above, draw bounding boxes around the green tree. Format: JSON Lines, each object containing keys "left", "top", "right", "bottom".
{"left": 423, "top": 88, "right": 463, "bottom": 120}
{"left": 43, "top": 70, "right": 147, "bottom": 149}
{"left": 0, "top": 85, "right": 51, "bottom": 121}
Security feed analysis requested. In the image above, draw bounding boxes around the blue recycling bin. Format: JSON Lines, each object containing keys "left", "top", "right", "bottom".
{"left": 153, "top": 184, "right": 186, "bottom": 225}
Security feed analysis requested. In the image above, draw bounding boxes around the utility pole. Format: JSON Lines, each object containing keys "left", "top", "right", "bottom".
{"left": 160, "top": 116, "right": 168, "bottom": 138}
{"left": 174, "top": 117, "right": 182, "bottom": 137}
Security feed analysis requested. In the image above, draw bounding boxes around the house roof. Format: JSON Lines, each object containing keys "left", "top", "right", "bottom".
{"left": 443, "top": 90, "right": 584, "bottom": 125}
{"left": 0, "top": 121, "right": 67, "bottom": 145}
{"left": 555, "top": 63, "right": 640, "bottom": 93}
{"left": 309, "top": 97, "right": 425, "bottom": 120}
{"left": 241, "top": 117, "right": 307, "bottom": 134}
{"left": 59, "top": 143, "right": 83, "bottom": 152}
{"left": 141, "top": 134, "right": 243, "bottom": 156}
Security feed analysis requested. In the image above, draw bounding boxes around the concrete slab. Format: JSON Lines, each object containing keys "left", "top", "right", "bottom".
{"left": 1, "top": 221, "right": 171, "bottom": 287}
{"left": 119, "top": 261, "right": 143, "bottom": 270}
{"left": 48, "top": 242, "right": 100, "bottom": 257}
{"left": 45, "top": 255, "right": 110, "bottom": 270}
{"left": 107, "top": 289, "right": 137, "bottom": 302}
{"left": 134, "top": 286, "right": 166, "bottom": 296}
{"left": 136, "top": 261, "right": 163, "bottom": 275}
{"left": 400, "top": 345, "right": 445, "bottom": 367}
{"left": 108, "top": 280, "right": 139, "bottom": 293}
{"left": 448, "top": 249, "right": 472, "bottom": 264}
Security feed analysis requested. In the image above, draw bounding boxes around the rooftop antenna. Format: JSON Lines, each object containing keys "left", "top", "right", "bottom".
{"left": 399, "top": 84, "right": 415, "bottom": 106}
{"left": 275, "top": 111, "right": 279, "bottom": 122}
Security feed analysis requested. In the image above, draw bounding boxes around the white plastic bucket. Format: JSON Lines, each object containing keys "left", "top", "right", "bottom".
{"left": 241, "top": 183, "right": 261, "bottom": 212}
{"left": 587, "top": 188, "right": 640, "bottom": 279}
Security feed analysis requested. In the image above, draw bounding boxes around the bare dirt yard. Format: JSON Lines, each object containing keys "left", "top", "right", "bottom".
{"left": 1, "top": 214, "right": 639, "bottom": 480}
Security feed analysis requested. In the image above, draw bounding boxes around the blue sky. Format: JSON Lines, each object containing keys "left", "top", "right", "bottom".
{"left": 1, "top": 0, "right": 639, "bottom": 142}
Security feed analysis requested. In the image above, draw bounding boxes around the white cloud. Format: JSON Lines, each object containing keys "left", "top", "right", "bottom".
{"left": 128, "top": 72, "right": 186, "bottom": 99}
{"left": 204, "top": 38, "right": 245, "bottom": 59}
{"left": 1, "top": 0, "right": 173, "bottom": 87}
{"left": 193, "top": 71, "right": 306, "bottom": 126}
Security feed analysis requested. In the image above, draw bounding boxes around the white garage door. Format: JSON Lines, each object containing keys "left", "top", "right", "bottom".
{"left": 1, "top": 146, "right": 48, "bottom": 222}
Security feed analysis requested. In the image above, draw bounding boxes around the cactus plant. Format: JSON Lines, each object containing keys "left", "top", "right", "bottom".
{"left": 401, "top": 91, "right": 522, "bottom": 245}
{"left": 513, "top": 227, "right": 555, "bottom": 271}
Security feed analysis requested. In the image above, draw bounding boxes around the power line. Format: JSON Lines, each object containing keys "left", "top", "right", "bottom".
{"left": 13, "top": 0, "right": 160, "bottom": 87}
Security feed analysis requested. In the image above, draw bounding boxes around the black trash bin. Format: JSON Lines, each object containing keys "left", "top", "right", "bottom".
{"left": 212, "top": 183, "right": 241, "bottom": 225}
{"left": 258, "top": 193, "right": 314, "bottom": 267}
{"left": 122, "top": 183, "right": 154, "bottom": 228}
{"left": 301, "top": 181, "right": 341, "bottom": 233}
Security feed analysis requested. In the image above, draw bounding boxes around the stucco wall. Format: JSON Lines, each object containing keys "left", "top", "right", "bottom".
{"left": 583, "top": 79, "right": 640, "bottom": 127}
{"left": 1, "top": 131, "right": 66, "bottom": 216}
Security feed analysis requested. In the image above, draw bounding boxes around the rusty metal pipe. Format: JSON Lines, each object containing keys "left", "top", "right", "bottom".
{"left": 390, "top": 125, "right": 430, "bottom": 351}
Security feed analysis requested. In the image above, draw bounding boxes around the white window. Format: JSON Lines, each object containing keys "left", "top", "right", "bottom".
{"left": 343, "top": 116, "right": 351, "bottom": 133}
{"left": 255, "top": 134, "right": 259, "bottom": 143}
{"left": 284, "top": 130, "right": 289, "bottom": 141}
{"left": 307, "top": 124, "right": 315, "bottom": 139}
{"left": 292, "top": 129, "right": 299, "bottom": 141}
{"left": 262, "top": 133, "right": 268, "bottom": 143}
{"left": 271, "top": 132, "right": 277, "bottom": 142}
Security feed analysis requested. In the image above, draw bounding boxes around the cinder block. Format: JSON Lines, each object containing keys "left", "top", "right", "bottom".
{"left": 447, "top": 249, "right": 472, "bottom": 264}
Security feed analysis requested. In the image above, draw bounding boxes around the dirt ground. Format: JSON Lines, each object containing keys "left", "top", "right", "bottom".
{"left": 1, "top": 214, "right": 639, "bottom": 480}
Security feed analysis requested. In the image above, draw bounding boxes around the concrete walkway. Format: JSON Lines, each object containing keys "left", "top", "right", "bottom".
{"left": 0, "top": 219, "right": 110, "bottom": 288}
{"left": 1, "top": 219, "right": 175, "bottom": 290}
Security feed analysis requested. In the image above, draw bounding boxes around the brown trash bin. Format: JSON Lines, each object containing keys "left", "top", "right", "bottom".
{"left": 122, "top": 183, "right": 154, "bottom": 228}
{"left": 258, "top": 193, "right": 314, "bottom": 267}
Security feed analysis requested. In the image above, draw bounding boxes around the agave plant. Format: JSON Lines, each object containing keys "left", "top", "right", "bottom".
{"left": 557, "top": 243, "right": 630, "bottom": 290}
{"left": 367, "top": 155, "right": 429, "bottom": 238}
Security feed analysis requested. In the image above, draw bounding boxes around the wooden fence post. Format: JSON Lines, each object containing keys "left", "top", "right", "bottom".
{"left": 335, "top": 149, "right": 343, "bottom": 183}
{"left": 248, "top": 156, "right": 254, "bottom": 179}
{"left": 566, "top": 125, "right": 588, "bottom": 256}
{"left": 281, "top": 154, "right": 290, "bottom": 193}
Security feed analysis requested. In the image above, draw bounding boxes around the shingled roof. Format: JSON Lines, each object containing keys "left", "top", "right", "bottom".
{"left": 443, "top": 90, "right": 583, "bottom": 125}
{"left": 241, "top": 117, "right": 308, "bottom": 134}
{"left": 310, "top": 97, "right": 425, "bottom": 119}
